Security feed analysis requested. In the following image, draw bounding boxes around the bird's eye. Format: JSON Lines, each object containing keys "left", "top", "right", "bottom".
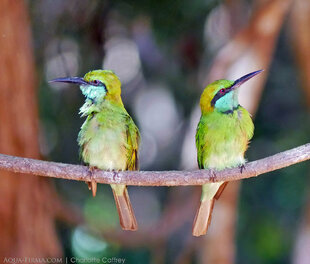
{"left": 92, "top": 80, "right": 100, "bottom": 85}
{"left": 219, "top": 89, "right": 225, "bottom": 95}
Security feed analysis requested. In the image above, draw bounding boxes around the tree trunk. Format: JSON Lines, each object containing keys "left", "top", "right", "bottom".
{"left": 0, "top": 0, "right": 61, "bottom": 258}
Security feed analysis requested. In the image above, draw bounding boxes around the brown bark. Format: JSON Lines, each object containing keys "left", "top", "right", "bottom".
{"left": 0, "top": 0, "right": 61, "bottom": 258}
{"left": 290, "top": 0, "right": 310, "bottom": 109}
{"left": 0, "top": 142, "right": 309, "bottom": 186}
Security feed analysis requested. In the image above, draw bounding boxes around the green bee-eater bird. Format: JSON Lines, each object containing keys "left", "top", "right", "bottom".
{"left": 51, "top": 70, "right": 139, "bottom": 231}
{"left": 193, "top": 70, "right": 263, "bottom": 236}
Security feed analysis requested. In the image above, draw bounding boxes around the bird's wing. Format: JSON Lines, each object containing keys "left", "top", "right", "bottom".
{"left": 125, "top": 115, "right": 140, "bottom": 171}
{"left": 240, "top": 106, "right": 254, "bottom": 141}
{"left": 196, "top": 119, "right": 207, "bottom": 170}
{"left": 77, "top": 113, "right": 95, "bottom": 164}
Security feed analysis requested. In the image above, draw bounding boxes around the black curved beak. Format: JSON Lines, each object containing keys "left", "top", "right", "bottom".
{"left": 230, "top": 69, "right": 264, "bottom": 90}
{"left": 49, "top": 77, "right": 89, "bottom": 85}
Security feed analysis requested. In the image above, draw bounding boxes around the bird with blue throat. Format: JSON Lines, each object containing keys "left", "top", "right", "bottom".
{"left": 51, "top": 70, "right": 139, "bottom": 231}
{"left": 193, "top": 70, "right": 263, "bottom": 236}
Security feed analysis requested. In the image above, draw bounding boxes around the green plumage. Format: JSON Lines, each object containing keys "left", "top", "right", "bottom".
{"left": 78, "top": 100, "right": 139, "bottom": 172}
{"left": 196, "top": 106, "right": 254, "bottom": 171}
{"left": 51, "top": 70, "right": 140, "bottom": 230}
{"left": 78, "top": 70, "right": 140, "bottom": 229}
{"left": 196, "top": 106, "right": 253, "bottom": 201}
{"left": 192, "top": 70, "right": 262, "bottom": 236}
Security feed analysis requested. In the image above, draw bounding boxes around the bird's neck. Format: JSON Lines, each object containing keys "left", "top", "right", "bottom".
{"left": 214, "top": 91, "right": 239, "bottom": 114}
{"left": 79, "top": 98, "right": 124, "bottom": 117}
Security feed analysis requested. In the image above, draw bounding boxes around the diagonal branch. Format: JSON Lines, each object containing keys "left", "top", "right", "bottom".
{"left": 0, "top": 143, "right": 309, "bottom": 186}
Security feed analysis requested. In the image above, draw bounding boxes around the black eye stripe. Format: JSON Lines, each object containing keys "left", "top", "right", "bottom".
{"left": 89, "top": 80, "right": 107, "bottom": 90}
{"left": 211, "top": 88, "right": 228, "bottom": 106}
{"left": 211, "top": 92, "right": 221, "bottom": 106}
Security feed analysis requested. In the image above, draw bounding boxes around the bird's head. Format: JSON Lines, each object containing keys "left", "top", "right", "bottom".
{"left": 200, "top": 70, "right": 263, "bottom": 114}
{"left": 50, "top": 70, "right": 123, "bottom": 105}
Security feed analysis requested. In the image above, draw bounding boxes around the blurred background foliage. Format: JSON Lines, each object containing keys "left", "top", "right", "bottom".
{"left": 2, "top": 0, "right": 310, "bottom": 263}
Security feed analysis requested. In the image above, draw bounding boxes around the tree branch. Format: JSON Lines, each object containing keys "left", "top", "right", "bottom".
{"left": 0, "top": 143, "right": 309, "bottom": 186}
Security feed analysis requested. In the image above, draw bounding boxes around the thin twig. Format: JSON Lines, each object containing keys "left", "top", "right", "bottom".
{"left": 0, "top": 143, "right": 309, "bottom": 186}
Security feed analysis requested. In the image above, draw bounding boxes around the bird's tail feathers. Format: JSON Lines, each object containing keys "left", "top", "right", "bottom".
{"left": 214, "top": 181, "right": 228, "bottom": 200}
{"left": 192, "top": 182, "right": 226, "bottom": 236}
{"left": 111, "top": 184, "right": 138, "bottom": 231}
{"left": 192, "top": 198, "right": 215, "bottom": 236}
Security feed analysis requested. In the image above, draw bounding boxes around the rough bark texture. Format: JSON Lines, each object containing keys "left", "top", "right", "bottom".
{"left": 0, "top": 143, "right": 309, "bottom": 186}
{"left": 0, "top": 0, "right": 61, "bottom": 258}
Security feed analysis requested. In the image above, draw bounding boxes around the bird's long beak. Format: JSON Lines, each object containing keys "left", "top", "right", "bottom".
{"left": 230, "top": 69, "right": 264, "bottom": 90}
{"left": 49, "top": 77, "right": 89, "bottom": 85}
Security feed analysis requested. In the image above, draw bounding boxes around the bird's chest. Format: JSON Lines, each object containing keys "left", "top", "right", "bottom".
{"left": 79, "top": 115, "right": 128, "bottom": 170}
{"left": 199, "top": 110, "right": 253, "bottom": 169}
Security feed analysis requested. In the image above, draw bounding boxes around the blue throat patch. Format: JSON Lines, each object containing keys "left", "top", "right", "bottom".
{"left": 80, "top": 84, "right": 107, "bottom": 102}
{"left": 214, "top": 91, "right": 239, "bottom": 113}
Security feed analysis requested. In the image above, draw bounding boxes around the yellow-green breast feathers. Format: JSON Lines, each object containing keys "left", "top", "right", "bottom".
{"left": 78, "top": 107, "right": 139, "bottom": 171}
{"left": 196, "top": 79, "right": 254, "bottom": 169}
{"left": 196, "top": 106, "right": 254, "bottom": 170}
{"left": 192, "top": 75, "right": 258, "bottom": 236}
{"left": 50, "top": 69, "right": 140, "bottom": 231}
{"left": 77, "top": 70, "right": 140, "bottom": 171}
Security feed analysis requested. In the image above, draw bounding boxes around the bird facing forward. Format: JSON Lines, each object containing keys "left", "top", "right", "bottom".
{"left": 193, "top": 70, "right": 263, "bottom": 236}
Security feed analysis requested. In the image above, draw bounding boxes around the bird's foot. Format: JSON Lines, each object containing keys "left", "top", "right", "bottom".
{"left": 87, "top": 166, "right": 98, "bottom": 197}
{"left": 239, "top": 164, "right": 246, "bottom": 174}
{"left": 209, "top": 169, "right": 217, "bottom": 183}
{"left": 112, "top": 171, "right": 117, "bottom": 181}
